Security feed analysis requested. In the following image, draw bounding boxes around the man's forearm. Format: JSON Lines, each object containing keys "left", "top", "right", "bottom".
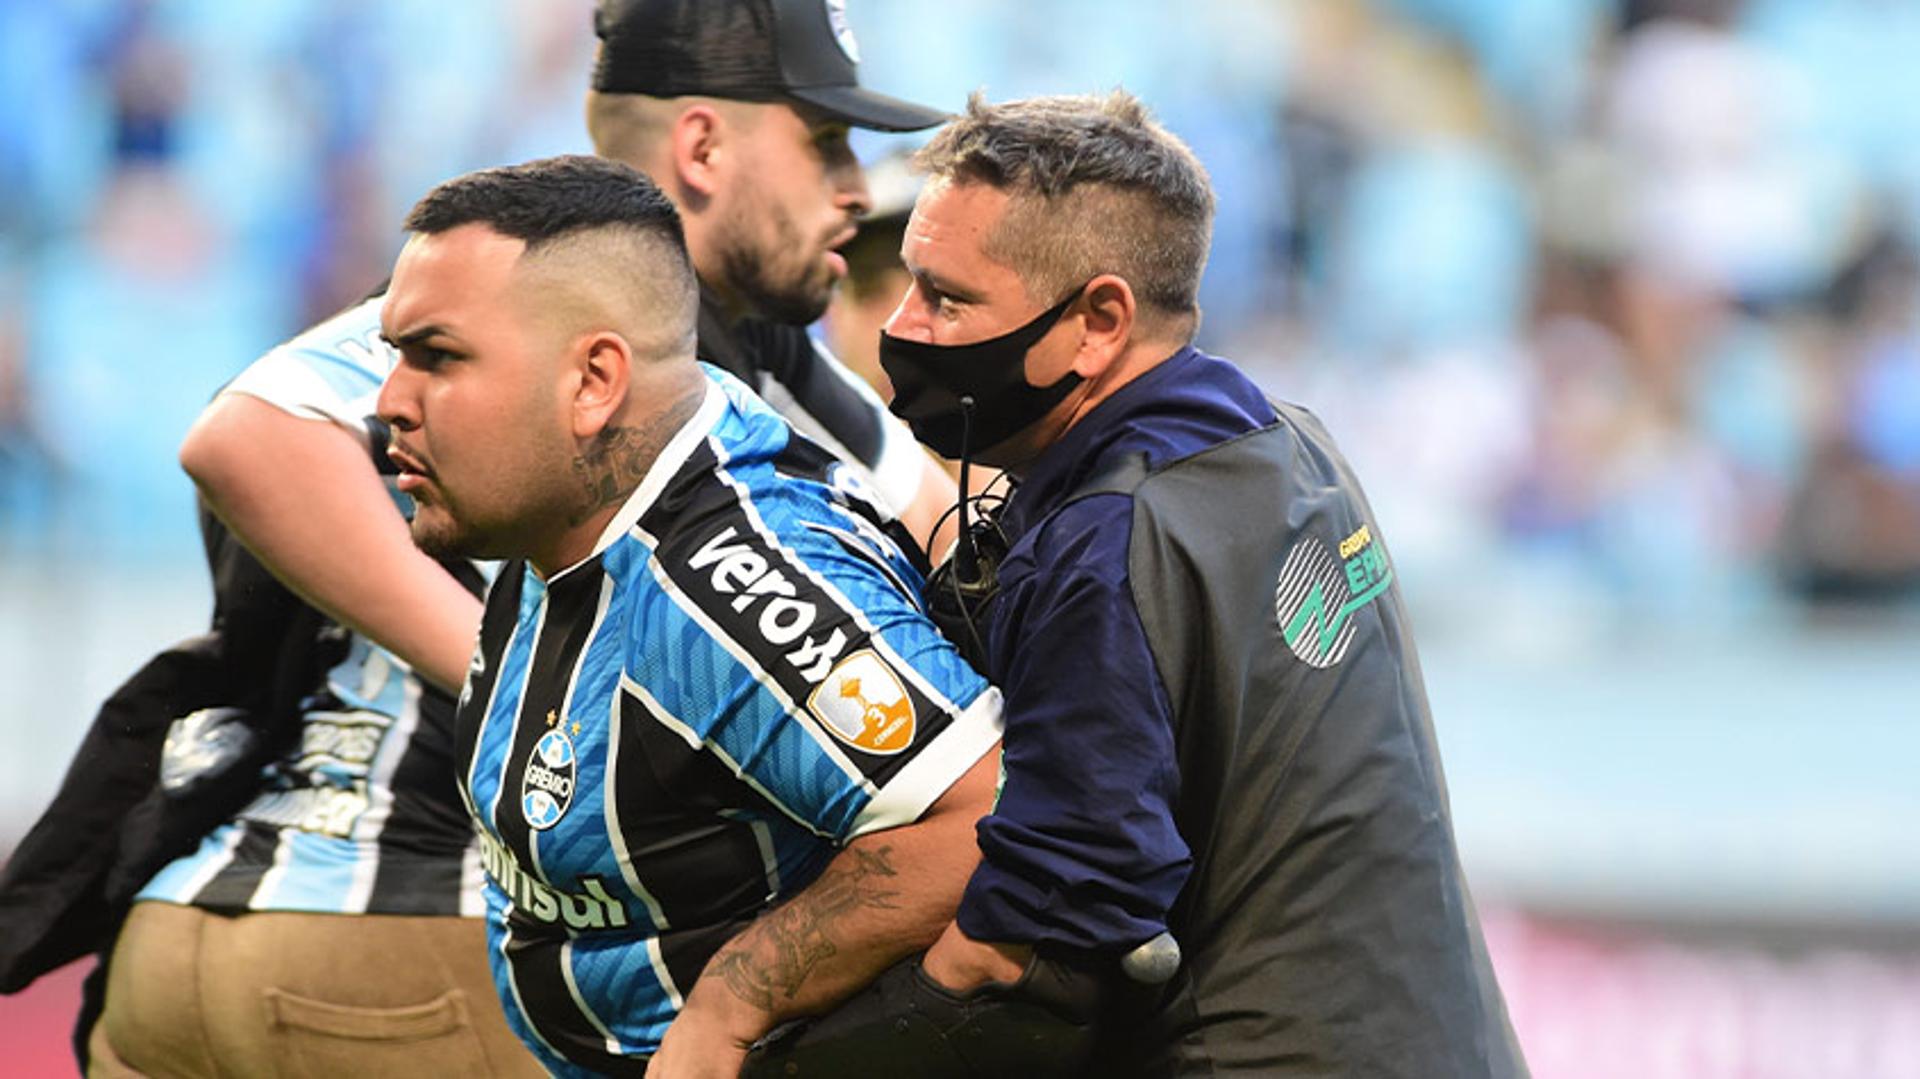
{"left": 699, "top": 840, "right": 937, "bottom": 1018}
{"left": 181, "top": 393, "right": 482, "bottom": 692}
{"left": 660, "top": 748, "right": 998, "bottom": 1067}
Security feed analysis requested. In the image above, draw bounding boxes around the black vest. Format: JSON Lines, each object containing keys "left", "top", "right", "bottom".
{"left": 1070, "top": 407, "right": 1527, "bottom": 1077}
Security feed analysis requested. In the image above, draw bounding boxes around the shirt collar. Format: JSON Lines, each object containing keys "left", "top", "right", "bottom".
{"left": 1004, "top": 345, "right": 1199, "bottom": 533}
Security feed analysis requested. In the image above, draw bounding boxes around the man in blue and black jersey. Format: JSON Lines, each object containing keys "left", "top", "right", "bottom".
{"left": 373, "top": 155, "right": 1002, "bottom": 1077}
{"left": 7, "top": 4, "right": 969, "bottom": 1073}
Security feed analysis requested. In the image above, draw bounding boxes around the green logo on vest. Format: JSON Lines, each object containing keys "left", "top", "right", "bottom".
{"left": 1274, "top": 524, "right": 1393, "bottom": 668}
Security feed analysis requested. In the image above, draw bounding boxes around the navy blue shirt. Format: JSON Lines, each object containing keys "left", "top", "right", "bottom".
{"left": 957, "top": 346, "right": 1278, "bottom": 950}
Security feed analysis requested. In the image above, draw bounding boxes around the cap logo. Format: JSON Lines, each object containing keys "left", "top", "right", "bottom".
{"left": 807, "top": 649, "right": 914, "bottom": 754}
{"left": 824, "top": 0, "right": 860, "bottom": 63}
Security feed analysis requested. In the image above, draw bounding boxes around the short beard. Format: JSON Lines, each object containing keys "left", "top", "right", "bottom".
{"left": 410, "top": 506, "right": 484, "bottom": 562}
{"left": 715, "top": 204, "right": 832, "bottom": 327}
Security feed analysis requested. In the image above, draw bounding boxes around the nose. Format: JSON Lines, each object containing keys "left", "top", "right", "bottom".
{"left": 836, "top": 162, "right": 872, "bottom": 220}
{"left": 376, "top": 361, "right": 421, "bottom": 433}
{"left": 882, "top": 281, "right": 930, "bottom": 343}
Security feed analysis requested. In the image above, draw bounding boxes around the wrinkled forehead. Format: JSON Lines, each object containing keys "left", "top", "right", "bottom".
{"left": 903, "top": 178, "right": 1009, "bottom": 261}
{"left": 901, "top": 177, "right": 1039, "bottom": 302}
{"left": 381, "top": 224, "right": 528, "bottom": 337}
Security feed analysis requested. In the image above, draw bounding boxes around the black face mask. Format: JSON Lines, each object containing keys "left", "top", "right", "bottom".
{"left": 877, "top": 287, "right": 1084, "bottom": 459}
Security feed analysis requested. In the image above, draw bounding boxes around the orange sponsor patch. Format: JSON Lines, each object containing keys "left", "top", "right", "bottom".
{"left": 806, "top": 649, "right": 916, "bottom": 755}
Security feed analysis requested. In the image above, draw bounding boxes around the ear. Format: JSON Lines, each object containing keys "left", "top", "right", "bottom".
{"left": 571, "top": 331, "right": 633, "bottom": 441}
{"left": 670, "top": 104, "right": 725, "bottom": 203}
{"left": 1072, "top": 274, "right": 1136, "bottom": 378}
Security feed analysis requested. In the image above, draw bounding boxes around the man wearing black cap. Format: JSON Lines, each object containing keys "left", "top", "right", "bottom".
{"left": 586, "top": 0, "right": 957, "bottom": 550}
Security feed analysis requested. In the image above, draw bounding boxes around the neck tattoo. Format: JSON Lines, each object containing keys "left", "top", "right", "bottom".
{"left": 567, "top": 392, "right": 702, "bottom": 526}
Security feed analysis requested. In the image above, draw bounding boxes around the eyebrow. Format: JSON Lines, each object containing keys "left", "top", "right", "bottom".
{"left": 910, "top": 268, "right": 981, "bottom": 303}
{"left": 380, "top": 325, "right": 453, "bottom": 350}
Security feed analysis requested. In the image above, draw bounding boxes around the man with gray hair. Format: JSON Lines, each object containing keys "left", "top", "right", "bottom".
{"left": 729, "top": 90, "right": 1526, "bottom": 1076}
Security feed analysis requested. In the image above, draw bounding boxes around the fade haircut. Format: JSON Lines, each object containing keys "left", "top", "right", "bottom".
{"left": 914, "top": 90, "right": 1214, "bottom": 334}
{"left": 404, "top": 154, "right": 698, "bottom": 353}
{"left": 584, "top": 91, "right": 674, "bottom": 173}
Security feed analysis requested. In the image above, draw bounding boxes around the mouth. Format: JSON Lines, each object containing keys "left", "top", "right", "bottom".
{"left": 824, "top": 224, "right": 859, "bottom": 277}
{"left": 387, "top": 441, "right": 435, "bottom": 493}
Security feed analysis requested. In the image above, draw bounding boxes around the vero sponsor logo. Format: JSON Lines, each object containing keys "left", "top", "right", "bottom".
{"left": 688, "top": 526, "right": 849, "bottom": 681}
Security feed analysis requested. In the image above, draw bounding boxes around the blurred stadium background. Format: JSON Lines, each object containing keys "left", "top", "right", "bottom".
{"left": 3, "top": 0, "right": 1918, "bottom": 1075}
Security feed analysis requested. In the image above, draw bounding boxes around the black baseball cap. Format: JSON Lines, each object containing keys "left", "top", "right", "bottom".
{"left": 592, "top": 0, "right": 947, "bottom": 133}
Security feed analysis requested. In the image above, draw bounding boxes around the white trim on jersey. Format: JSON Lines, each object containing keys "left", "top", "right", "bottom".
{"left": 344, "top": 669, "right": 425, "bottom": 910}
{"left": 851, "top": 686, "right": 1003, "bottom": 839}
{"left": 743, "top": 815, "right": 783, "bottom": 901}
{"left": 559, "top": 939, "right": 626, "bottom": 1059}
{"left": 646, "top": 936, "right": 686, "bottom": 1011}
{"left": 249, "top": 830, "right": 299, "bottom": 908}
{"left": 460, "top": 842, "right": 488, "bottom": 918}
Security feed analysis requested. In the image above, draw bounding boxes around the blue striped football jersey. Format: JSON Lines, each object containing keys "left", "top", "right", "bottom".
{"left": 139, "top": 297, "right": 490, "bottom": 917}
{"left": 457, "top": 369, "right": 1001, "bottom": 1075}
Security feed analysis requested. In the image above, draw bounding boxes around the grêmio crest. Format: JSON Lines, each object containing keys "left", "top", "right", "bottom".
{"left": 522, "top": 726, "right": 577, "bottom": 830}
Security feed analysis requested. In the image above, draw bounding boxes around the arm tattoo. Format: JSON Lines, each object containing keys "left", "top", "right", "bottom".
{"left": 568, "top": 392, "right": 702, "bottom": 525}
{"left": 704, "top": 845, "right": 902, "bottom": 1012}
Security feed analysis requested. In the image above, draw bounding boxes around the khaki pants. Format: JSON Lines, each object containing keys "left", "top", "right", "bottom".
{"left": 91, "top": 901, "right": 543, "bottom": 1078}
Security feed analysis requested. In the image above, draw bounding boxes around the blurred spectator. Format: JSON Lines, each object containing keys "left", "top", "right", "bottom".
{"left": 2, "top": 0, "right": 1916, "bottom": 595}
{"left": 1778, "top": 228, "right": 1920, "bottom": 602}
{"left": 1604, "top": 0, "right": 1848, "bottom": 303}
{"left": 22, "top": 3, "right": 285, "bottom": 558}
{"left": 0, "top": 288, "right": 64, "bottom": 536}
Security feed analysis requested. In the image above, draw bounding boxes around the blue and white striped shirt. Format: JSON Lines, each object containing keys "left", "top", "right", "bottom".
{"left": 140, "top": 297, "right": 489, "bottom": 917}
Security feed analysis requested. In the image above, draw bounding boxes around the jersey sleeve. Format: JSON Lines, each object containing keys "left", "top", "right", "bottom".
{"left": 629, "top": 449, "right": 1000, "bottom": 847}
{"left": 958, "top": 493, "right": 1192, "bottom": 952}
{"left": 220, "top": 297, "right": 393, "bottom": 446}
